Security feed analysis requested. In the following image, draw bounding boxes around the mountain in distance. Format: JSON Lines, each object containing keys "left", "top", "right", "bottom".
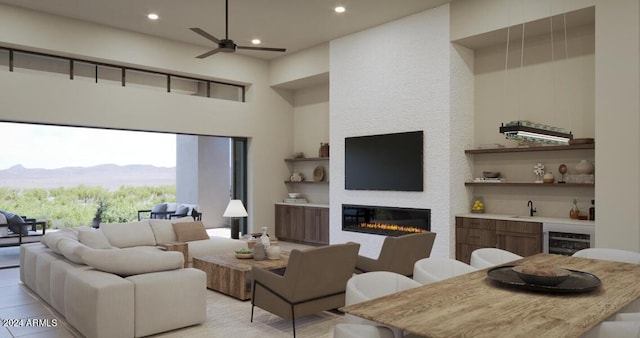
{"left": 0, "top": 164, "right": 175, "bottom": 190}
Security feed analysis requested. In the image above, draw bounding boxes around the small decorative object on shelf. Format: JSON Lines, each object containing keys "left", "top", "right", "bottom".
{"left": 293, "top": 152, "right": 304, "bottom": 159}
{"left": 569, "top": 198, "right": 580, "bottom": 219}
{"left": 260, "top": 226, "right": 271, "bottom": 248}
{"left": 266, "top": 245, "right": 281, "bottom": 260}
{"left": 319, "top": 142, "right": 329, "bottom": 157}
{"left": 534, "top": 163, "right": 545, "bottom": 183}
{"left": 543, "top": 172, "right": 555, "bottom": 184}
{"left": 558, "top": 164, "right": 568, "bottom": 183}
{"left": 471, "top": 196, "right": 485, "bottom": 213}
{"left": 575, "top": 160, "right": 594, "bottom": 174}
{"left": 253, "top": 241, "right": 266, "bottom": 261}
{"left": 589, "top": 200, "right": 595, "bottom": 220}
{"left": 290, "top": 172, "right": 304, "bottom": 182}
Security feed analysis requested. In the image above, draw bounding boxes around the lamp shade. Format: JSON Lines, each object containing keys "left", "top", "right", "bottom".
{"left": 223, "top": 200, "right": 248, "bottom": 218}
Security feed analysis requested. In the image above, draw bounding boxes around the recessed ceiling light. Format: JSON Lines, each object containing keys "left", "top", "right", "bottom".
{"left": 251, "top": 39, "right": 261, "bottom": 45}
{"left": 334, "top": 6, "right": 346, "bottom": 13}
{"left": 147, "top": 13, "right": 159, "bottom": 20}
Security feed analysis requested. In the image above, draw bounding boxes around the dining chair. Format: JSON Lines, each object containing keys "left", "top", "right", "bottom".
{"left": 333, "top": 323, "right": 394, "bottom": 338}
{"left": 581, "top": 320, "right": 640, "bottom": 338}
{"left": 413, "top": 257, "right": 477, "bottom": 285}
{"left": 354, "top": 232, "right": 436, "bottom": 277}
{"left": 572, "top": 248, "right": 640, "bottom": 264}
{"left": 573, "top": 248, "right": 640, "bottom": 316}
{"left": 469, "top": 248, "right": 522, "bottom": 269}
{"left": 345, "top": 271, "right": 421, "bottom": 338}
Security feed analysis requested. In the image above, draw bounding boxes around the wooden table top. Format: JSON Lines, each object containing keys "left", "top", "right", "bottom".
{"left": 341, "top": 253, "right": 640, "bottom": 338}
{"left": 193, "top": 252, "right": 289, "bottom": 272}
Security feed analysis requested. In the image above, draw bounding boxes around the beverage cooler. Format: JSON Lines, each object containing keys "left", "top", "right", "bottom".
{"left": 543, "top": 222, "right": 595, "bottom": 256}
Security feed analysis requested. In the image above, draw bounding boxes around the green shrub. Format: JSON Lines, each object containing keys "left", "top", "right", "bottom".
{"left": 0, "top": 185, "right": 176, "bottom": 229}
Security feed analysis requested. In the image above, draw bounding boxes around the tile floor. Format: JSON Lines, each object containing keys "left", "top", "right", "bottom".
{"left": 0, "top": 268, "right": 78, "bottom": 338}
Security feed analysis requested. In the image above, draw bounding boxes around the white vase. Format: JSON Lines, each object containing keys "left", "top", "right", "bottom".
{"left": 576, "top": 160, "right": 594, "bottom": 174}
{"left": 266, "top": 245, "right": 281, "bottom": 260}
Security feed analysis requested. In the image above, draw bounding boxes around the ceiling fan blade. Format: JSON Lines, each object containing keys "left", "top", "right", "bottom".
{"left": 190, "top": 27, "right": 221, "bottom": 44}
{"left": 237, "top": 46, "right": 287, "bottom": 52}
{"left": 196, "top": 48, "right": 222, "bottom": 59}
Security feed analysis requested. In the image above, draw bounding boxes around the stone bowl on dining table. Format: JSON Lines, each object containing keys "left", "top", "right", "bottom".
{"left": 512, "top": 265, "right": 571, "bottom": 286}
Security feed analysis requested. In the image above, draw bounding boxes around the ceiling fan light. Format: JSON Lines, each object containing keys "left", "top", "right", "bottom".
{"left": 334, "top": 6, "right": 346, "bottom": 13}
{"left": 147, "top": 13, "right": 159, "bottom": 20}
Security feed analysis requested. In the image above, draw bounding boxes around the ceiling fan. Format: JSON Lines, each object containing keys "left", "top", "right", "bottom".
{"left": 190, "top": 0, "right": 287, "bottom": 58}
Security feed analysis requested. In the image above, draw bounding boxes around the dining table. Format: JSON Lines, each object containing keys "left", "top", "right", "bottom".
{"left": 341, "top": 253, "right": 640, "bottom": 338}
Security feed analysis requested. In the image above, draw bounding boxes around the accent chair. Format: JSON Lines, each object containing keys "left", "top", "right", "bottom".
{"left": 250, "top": 242, "right": 360, "bottom": 337}
{"left": 354, "top": 232, "right": 436, "bottom": 277}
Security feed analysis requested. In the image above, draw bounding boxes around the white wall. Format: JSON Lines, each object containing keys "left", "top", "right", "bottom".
{"left": 594, "top": 0, "right": 640, "bottom": 250}
{"left": 0, "top": 4, "right": 294, "bottom": 236}
{"left": 289, "top": 84, "right": 330, "bottom": 204}
{"left": 330, "top": 4, "right": 472, "bottom": 258}
{"left": 450, "top": 0, "right": 640, "bottom": 251}
{"left": 198, "top": 137, "right": 232, "bottom": 228}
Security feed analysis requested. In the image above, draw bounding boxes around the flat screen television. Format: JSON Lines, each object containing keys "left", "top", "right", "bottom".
{"left": 345, "top": 131, "right": 423, "bottom": 191}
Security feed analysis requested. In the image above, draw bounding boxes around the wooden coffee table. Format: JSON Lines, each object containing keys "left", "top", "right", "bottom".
{"left": 192, "top": 252, "right": 289, "bottom": 300}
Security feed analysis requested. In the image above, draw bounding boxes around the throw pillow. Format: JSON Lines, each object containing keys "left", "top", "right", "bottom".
{"left": 2, "top": 212, "right": 28, "bottom": 236}
{"left": 174, "top": 205, "right": 190, "bottom": 217}
{"left": 78, "top": 229, "right": 112, "bottom": 249}
{"left": 0, "top": 214, "right": 7, "bottom": 236}
{"left": 80, "top": 247, "right": 184, "bottom": 276}
{"left": 151, "top": 203, "right": 168, "bottom": 219}
{"left": 173, "top": 221, "right": 209, "bottom": 242}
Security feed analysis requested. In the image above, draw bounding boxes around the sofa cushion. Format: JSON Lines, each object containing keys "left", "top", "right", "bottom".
{"left": 41, "top": 229, "right": 79, "bottom": 254}
{"left": 78, "top": 229, "right": 112, "bottom": 249}
{"left": 148, "top": 217, "right": 193, "bottom": 244}
{"left": 173, "top": 221, "right": 209, "bottom": 242}
{"left": 81, "top": 247, "right": 184, "bottom": 276}
{"left": 57, "top": 238, "right": 89, "bottom": 264}
{"left": 101, "top": 220, "right": 156, "bottom": 248}
{"left": 187, "top": 237, "right": 248, "bottom": 263}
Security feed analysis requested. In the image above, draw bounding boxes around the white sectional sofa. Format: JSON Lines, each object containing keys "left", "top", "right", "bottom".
{"left": 20, "top": 217, "right": 248, "bottom": 338}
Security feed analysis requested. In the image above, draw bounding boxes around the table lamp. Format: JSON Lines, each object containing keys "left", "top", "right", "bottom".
{"left": 223, "top": 199, "right": 248, "bottom": 239}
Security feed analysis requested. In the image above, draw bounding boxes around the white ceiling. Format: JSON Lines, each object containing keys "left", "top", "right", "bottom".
{"left": 0, "top": 0, "right": 453, "bottom": 60}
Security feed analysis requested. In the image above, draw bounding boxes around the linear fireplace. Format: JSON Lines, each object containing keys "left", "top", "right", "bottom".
{"left": 342, "top": 204, "right": 431, "bottom": 237}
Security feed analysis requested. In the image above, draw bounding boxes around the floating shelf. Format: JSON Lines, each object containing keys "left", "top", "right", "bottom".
{"left": 284, "top": 180, "right": 329, "bottom": 184}
{"left": 465, "top": 144, "right": 594, "bottom": 154}
{"left": 465, "top": 182, "right": 593, "bottom": 187}
{"left": 284, "top": 157, "right": 329, "bottom": 162}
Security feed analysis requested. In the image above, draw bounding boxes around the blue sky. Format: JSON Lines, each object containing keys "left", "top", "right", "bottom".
{"left": 1, "top": 122, "right": 176, "bottom": 170}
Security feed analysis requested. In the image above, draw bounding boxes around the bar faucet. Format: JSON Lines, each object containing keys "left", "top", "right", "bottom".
{"left": 527, "top": 200, "right": 537, "bottom": 217}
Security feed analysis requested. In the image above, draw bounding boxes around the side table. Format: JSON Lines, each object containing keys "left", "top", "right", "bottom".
{"left": 160, "top": 242, "right": 189, "bottom": 267}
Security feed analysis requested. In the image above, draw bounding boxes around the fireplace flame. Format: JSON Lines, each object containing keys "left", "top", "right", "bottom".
{"left": 357, "top": 222, "right": 426, "bottom": 234}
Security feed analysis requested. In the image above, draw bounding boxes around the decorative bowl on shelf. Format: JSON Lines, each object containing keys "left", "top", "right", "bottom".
{"left": 288, "top": 193, "right": 301, "bottom": 199}
{"left": 483, "top": 171, "right": 501, "bottom": 178}
{"left": 512, "top": 265, "right": 570, "bottom": 286}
